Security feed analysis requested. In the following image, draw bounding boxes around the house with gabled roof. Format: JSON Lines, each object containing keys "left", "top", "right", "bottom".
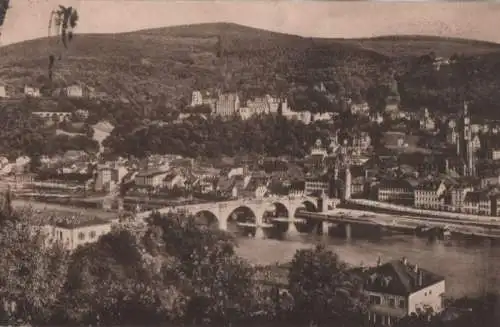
{"left": 462, "top": 190, "right": 491, "bottom": 216}
{"left": 355, "top": 257, "right": 446, "bottom": 326}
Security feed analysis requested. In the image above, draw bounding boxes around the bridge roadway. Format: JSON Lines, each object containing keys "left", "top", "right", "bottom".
{"left": 134, "top": 195, "right": 321, "bottom": 238}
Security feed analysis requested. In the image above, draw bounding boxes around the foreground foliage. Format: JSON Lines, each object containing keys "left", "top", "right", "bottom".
{"left": 0, "top": 197, "right": 498, "bottom": 326}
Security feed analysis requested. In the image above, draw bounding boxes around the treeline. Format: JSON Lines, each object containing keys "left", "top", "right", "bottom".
{"left": 398, "top": 53, "right": 500, "bottom": 118}
{"left": 0, "top": 101, "right": 99, "bottom": 160}
{"left": 103, "top": 115, "right": 333, "bottom": 159}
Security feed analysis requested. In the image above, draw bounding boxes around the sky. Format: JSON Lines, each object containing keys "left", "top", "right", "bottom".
{"left": 2, "top": 0, "right": 500, "bottom": 46}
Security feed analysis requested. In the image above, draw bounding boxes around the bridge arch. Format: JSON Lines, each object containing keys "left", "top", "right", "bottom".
{"left": 226, "top": 205, "right": 258, "bottom": 223}
{"left": 222, "top": 205, "right": 259, "bottom": 237}
{"left": 193, "top": 210, "right": 220, "bottom": 229}
{"left": 300, "top": 200, "right": 317, "bottom": 213}
{"left": 293, "top": 200, "right": 319, "bottom": 234}
{"left": 264, "top": 202, "right": 290, "bottom": 219}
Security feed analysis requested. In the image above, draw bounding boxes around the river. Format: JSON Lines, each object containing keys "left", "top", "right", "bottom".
{"left": 235, "top": 233, "right": 500, "bottom": 299}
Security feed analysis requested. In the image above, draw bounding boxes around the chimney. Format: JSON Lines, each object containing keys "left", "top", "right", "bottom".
{"left": 377, "top": 256, "right": 382, "bottom": 266}
{"left": 401, "top": 257, "right": 408, "bottom": 265}
{"left": 417, "top": 270, "right": 423, "bottom": 287}
{"left": 414, "top": 264, "right": 418, "bottom": 273}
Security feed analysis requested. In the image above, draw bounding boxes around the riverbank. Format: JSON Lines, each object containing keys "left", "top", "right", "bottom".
{"left": 235, "top": 234, "right": 500, "bottom": 299}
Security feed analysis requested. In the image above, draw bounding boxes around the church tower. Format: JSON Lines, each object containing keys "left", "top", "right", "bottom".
{"left": 460, "top": 101, "right": 475, "bottom": 177}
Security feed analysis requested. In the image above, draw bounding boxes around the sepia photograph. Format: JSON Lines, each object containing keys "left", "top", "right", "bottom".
{"left": 0, "top": 0, "right": 500, "bottom": 326}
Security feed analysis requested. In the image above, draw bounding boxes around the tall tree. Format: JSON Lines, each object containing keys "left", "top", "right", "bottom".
{"left": 288, "top": 244, "right": 367, "bottom": 326}
{"left": 144, "top": 212, "right": 256, "bottom": 326}
{"left": 0, "top": 211, "right": 70, "bottom": 325}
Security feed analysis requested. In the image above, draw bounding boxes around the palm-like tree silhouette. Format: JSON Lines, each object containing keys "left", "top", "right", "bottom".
{"left": 47, "top": 5, "right": 79, "bottom": 80}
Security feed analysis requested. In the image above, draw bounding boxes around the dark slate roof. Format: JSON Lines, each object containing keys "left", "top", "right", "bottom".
{"left": 416, "top": 180, "right": 443, "bottom": 191}
{"left": 463, "top": 191, "right": 490, "bottom": 203}
{"left": 54, "top": 217, "right": 111, "bottom": 229}
{"left": 136, "top": 168, "right": 168, "bottom": 178}
{"left": 378, "top": 178, "right": 415, "bottom": 190}
{"left": 361, "top": 259, "right": 444, "bottom": 296}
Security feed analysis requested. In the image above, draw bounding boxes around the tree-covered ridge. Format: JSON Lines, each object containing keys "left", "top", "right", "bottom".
{"left": 0, "top": 100, "right": 98, "bottom": 160}
{"left": 3, "top": 23, "right": 500, "bottom": 119}
{"left": 103, "top": 115, "right": 333, "bottom": 159}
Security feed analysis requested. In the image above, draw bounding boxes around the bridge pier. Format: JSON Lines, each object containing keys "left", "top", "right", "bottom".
{"left": 318, "top": 221, "right": 332, "bottom": 236}
{"left": 286, "top": 221, "right": 299, "bottom": 236}
{"left": 254, "top": 226, "right": 265, "bottom": 239}
{"left": 344, "top": 223, "right": 352, "bottom": 240}
{"left": 219, "top": 218, "right": 228, "bottom": 231}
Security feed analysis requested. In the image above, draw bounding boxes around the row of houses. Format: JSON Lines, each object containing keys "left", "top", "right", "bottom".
{"left": 376, "top": 178, "right": 500, "bottom": 216}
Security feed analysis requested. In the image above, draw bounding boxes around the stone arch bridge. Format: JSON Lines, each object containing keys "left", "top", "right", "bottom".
{"left": 135, "top": 195, "right": 322, "bottom": 238}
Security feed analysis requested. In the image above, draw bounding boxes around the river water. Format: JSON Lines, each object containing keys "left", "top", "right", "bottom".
{"left": 235, "top": 233, "right": 500, "bottom": 299}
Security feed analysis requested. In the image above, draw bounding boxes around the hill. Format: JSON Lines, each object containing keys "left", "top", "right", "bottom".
{"left": 1, "top": 22, "right": 500, "bottom": 114}
{"left": 339, "top": 35, "right": 500, "bottom": 57}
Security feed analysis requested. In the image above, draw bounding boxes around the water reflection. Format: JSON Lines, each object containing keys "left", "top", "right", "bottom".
{"left": 235, "top": 232, "right": 500, "bottom": 298}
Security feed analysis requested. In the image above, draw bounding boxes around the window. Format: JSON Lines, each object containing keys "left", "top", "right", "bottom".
{"left": 399, "top": 300, "right": 406, "bottom": 308}
{"left": 370, "top": 295, "right": 382, "bottom": 305}
{"left": 389, "top": 298, "right": 395, "bottom": 307}
{"left": 429, "top": 290, "right": 432, "bottom": 295}
{"left": 90, "top": 231, "right": 97, "bottom": 239}
{"left": 78, "top": 232, "right": 85, "bottom": 241}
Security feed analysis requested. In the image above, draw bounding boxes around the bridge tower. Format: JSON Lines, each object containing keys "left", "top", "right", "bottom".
{"left": 338, "top": 142, "right": 353, "bottom": 201}
{"left": 344, "top": 165, "right": 352, "bottom": 200}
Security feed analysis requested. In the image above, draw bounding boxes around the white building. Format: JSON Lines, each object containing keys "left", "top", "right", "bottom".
{"left": 214, "top": 93, "right": 240, "bottom": 116}
{"left": 363, "top": 258, "right": 446, "bottom": 326}
{"left": 42, "top": 218, "right": 114, "bottom": 251}
{"left": 24, "top": 85, "right": 40, "bottom": 97}
{"left": 65, "top": 84, "right": 84, "bottom": 98}
{"left": 0, "top": 85, "right": 7, "bottom": 98}
{"left": 191, "top": 90, "right": 203, "bottom": 107}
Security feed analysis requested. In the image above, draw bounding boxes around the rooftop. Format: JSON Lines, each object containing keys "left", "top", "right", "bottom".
{"left": 357, "top": 258, "right": 444, "bottom": 296}
{"left": 53, "top": 217, "right": 112, "bottom": 229}
{"left": 463, "top": 191, "right": 490, "bottom": 203}
{"left": 136, "top": 168, "right": 168, "bottom": 177}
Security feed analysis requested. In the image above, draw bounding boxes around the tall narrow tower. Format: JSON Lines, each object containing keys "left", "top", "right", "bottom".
{"left": 461, "top": 101, "right": 475, "bottom": 176}
{"left": 344, "top": 164, "right": 352, "bottom": 200}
